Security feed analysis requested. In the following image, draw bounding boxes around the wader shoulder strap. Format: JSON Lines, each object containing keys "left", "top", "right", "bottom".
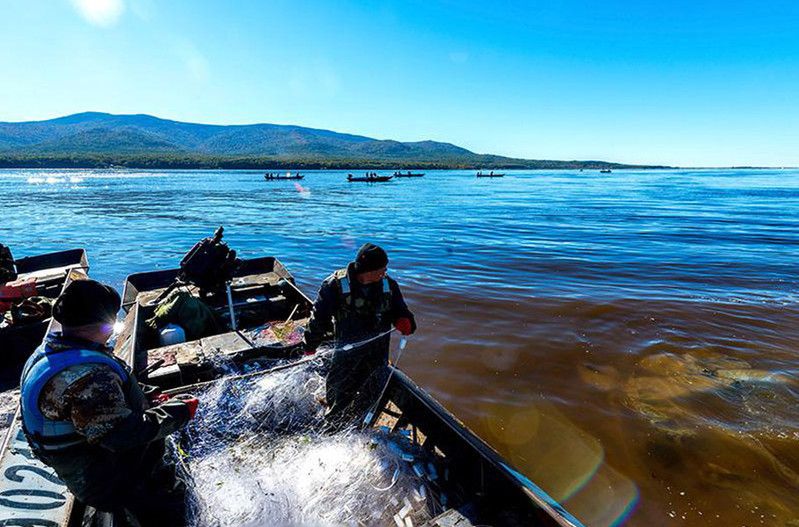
{"left": 333, "top": 269, "right": 352, "bottom": 306}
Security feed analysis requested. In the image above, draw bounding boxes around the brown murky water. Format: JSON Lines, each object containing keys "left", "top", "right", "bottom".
{"left": 405, "top": 293, "right": 799, "bottom": 527}
{"left": 4, "top": 168, "right": 798, "bottom": 526}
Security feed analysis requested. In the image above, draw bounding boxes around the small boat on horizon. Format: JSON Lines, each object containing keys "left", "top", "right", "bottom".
{"left": 476, "top": 171, "right": 505, "bottom": 178}
{"left": 599, "top": 169, "right": 612, "bottom": 173}
{"left": 393, "top": 171, "right": 425, "bottom": 178}
{"left": 347, "top": 173, "right": 393, "bottom": 182}
{"left": 265, "top": 172, "right": 305, "bottom": 181}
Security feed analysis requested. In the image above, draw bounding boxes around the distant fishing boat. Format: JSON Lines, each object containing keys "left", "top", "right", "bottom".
{"left": 265, "top": 172, "right": 305, "bottom": 181}
{"left": 599, "top": 169, "right": 612, "bottom": 173}
{"left": 476, "top": 171, "right": 505, "bottom": 178}
{"left": 393, "top": 171, "right": 425, "bottom": 178}
{"left": 347, "top": 173, "right": 393, "bottom": 182}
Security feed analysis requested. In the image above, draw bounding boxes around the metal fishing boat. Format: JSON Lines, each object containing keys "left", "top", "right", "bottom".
{"left": 114, "top": 247, "right": 582, "bottom": 526}
{"left": 393, "top": 171, "right": 425, "bottom": 178}
{"left": 116, "top": 254, "right": 314, "bottom": 389}
{"left": 476, "top": 172, "right": 505, "bottom": 178}
{"left": 348, "top": 174, "right": 393, "bottom": 182}
{"left": 0, "top": 263, "right": 92, "bottom": 527}
{"left": 0, "top": 249, "right": 88, "bottom": 388}
{"left": 264, "top": 173, "right": 305, "bottom": 181}
{"left": 0, "top": 239, "right": 584, "bottom": 527}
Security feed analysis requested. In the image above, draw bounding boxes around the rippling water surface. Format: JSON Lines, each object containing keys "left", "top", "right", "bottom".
{"left": 3, "top": 168, "right": 798, "bottom": 526}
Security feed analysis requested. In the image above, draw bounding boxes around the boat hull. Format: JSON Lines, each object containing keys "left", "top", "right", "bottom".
{"left": 1, "top": 249, "right": 583, "bottom": 527}
{"left": 0, "top": 262, "right": 92, "bottom": 527}
{"left": 0, "top": 249, "right": 88, "bottom": 388}
{"left": 367, "top": 368, "right": 584, "bottom": 527}
{"left": 347, "top": 176, "right": 393, "bottom": 182}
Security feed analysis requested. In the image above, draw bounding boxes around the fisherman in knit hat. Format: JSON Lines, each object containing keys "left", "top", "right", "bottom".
{"left": 19, "top": 279, "right": 198, "bottom": 526}
{"left": 303, "top": 243, "right": 416, "bottom": 423}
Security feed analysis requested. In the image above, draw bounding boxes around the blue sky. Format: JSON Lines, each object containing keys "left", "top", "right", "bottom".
{"left": 1, "top": 0, "right": 798, "bottom": 166}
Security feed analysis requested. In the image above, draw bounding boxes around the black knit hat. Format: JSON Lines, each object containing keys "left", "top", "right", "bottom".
{"left": 353, "top": 243, "right": 389, "bottom": 273}
{"left": 53, "top": 279, "right": 121, "bottom": 327}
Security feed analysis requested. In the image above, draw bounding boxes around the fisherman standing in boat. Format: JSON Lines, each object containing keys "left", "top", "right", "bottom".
{"left": 303, "top": 243, "right": 416, "bottom": 423}
{"left": 19, "top": 279, "right": 198, "bottom": 527}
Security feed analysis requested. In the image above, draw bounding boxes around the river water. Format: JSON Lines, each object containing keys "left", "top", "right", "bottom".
{"left": 2, "top": 168, "right": 798, "bottom": 527}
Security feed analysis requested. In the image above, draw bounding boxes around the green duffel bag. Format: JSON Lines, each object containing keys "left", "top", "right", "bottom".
{"left": 146, "top": 289, "right": 225, "bottom": 341}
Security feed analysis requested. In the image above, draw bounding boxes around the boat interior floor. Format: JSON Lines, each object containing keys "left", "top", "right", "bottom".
{"left": 121, "top": 270, "right": 313, "bottom": 389}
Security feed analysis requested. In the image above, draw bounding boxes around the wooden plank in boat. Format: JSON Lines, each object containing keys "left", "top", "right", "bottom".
{"left": 201, "top": 331, "right": 253, "bottom": 357}
{"left": 132, "top": 271, "right": 284, "bottom": 308}
{"left": 230, "top": 271, "right": 283, "bottom": 288}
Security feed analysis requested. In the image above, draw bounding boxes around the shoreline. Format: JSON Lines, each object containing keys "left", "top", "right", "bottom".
{"left": 0, "top": 155, "right": 669, "bottom": 171}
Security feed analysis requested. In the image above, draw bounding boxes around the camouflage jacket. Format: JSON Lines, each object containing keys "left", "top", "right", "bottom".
{"left": 28, "top": 334, "right": 190, "bottom": 508}
{"left": 37, "top": 335, "right": 189, "bottom": 449}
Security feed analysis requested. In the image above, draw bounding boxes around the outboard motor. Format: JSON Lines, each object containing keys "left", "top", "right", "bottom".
{"left": 0, "top": 244, "right": 16, "bottom": 284}
{"left": 179, "top": 226, "right": 241, "bottom": 297}
{"left": 148, "top": 227, "right": 242, "bottom": 329}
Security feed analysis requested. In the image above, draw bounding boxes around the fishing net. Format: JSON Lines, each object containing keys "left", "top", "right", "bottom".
{"left": 0, "top": 389, "right": 18, "bottom": 439}
{"left": 178, "top": 351, "right": 440, "bottom": 527}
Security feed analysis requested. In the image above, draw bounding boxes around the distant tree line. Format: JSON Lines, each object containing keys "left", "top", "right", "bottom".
{"left": 0, "top": 154, "right": 670, "bottom": 171}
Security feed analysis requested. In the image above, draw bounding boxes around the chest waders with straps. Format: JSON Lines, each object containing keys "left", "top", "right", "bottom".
{"left": 324, "top": 271, "right": 394, "bottom": 422}
{"left": 332, "top": 269, "right": 392, "bottom": 330}
{"left": 20, "top": 339, "right": 131, "bottom": 453}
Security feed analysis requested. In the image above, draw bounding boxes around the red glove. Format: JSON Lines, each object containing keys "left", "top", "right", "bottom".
{"left": 176, "top": 395, "right": 199, "bottom": 420}
{"left": 394, "top": 317, "right": 413, "bottom": 336}
{"left": 149, "top": 393, "right": 171, "bottom": 405}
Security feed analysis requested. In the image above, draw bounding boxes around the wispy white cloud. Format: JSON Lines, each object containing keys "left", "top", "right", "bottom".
{"left": 449, "top": 51, "right": 469, "bottom": 64}
{"left": 175, "top": 40, "right": 211, "bottom": 82}
{"left": 69, "top": 0, "right": 125, "bottom": 28}
{"left": 130, "top": 0, "right": 154, "bottom": 21}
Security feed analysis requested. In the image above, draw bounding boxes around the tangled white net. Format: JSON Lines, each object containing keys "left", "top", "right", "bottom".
{"left": 178, "top": 357, "right": 439, "bottom": 527}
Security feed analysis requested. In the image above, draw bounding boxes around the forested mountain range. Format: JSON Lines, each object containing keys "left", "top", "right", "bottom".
{"left": 0, "top": 112, "right": 666, "bottom": 169}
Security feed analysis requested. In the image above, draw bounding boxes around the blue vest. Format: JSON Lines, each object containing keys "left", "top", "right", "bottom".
{"left": 20, "top": 335, "right": 130, "bottom": 452}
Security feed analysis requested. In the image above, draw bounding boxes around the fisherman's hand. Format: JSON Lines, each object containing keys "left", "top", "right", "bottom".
{"left": 301, "top": 340, "right": 316, "bottom": 356}
{"left": 149, "top": 393, "right": 172, "bottom": 406}
{"left": 394, "top": 317, "right": 414, "bottom": 336}
{"left": 175, "top": 394, "right": 199, "bottom": 420}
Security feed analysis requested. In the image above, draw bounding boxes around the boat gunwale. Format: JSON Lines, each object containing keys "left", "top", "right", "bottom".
{"left": 0, "top": 261, "right": 91, "bottom": 527}
{"left": 121, "top": 256, "right": 298, "bottom": 311}
{"left": 12, "top": 249, "right": 88, "bottom": 276}
{"left": 371, "top": 368, "right": 586, "bottom": 527}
